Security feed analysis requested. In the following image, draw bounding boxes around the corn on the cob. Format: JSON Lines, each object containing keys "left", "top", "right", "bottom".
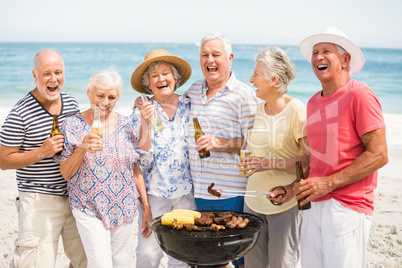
{"left": 161, "top": 213, "right": 194, "bottom": 226}
{"left": 169, "top": 209, "right": 201, "bottom": 219}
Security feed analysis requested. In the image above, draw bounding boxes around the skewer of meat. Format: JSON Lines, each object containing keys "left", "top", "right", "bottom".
{"left": 207, "top": 183, "right": 221, "bottom": 198}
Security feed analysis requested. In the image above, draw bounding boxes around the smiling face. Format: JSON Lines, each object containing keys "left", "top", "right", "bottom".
{"left": 199, "top": 38, "right": 233, "bottom": 90}
{"left": 311, "top": 42, "right": 350, "bottom": 85}
{"left": 249, "top": 63, "right": 272, "bottom": 99}
{"left": 88, "top": 86, "right": 119, "bottom": 117}
{"left": 147, "top": 62, "right": 177, "bottom": 101}
{"left": 32, "top": 50, "right": 65, "bottom": 102}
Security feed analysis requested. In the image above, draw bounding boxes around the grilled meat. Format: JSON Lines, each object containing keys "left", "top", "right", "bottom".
{"left": 213, "top": 216, "right": 232, "bottom": 225}
{"left": 207, "top": 183, "right": 221, "bottom": 198}
{"left": 211, "top": 223, "right": 226, "bottom": 231}
{"left": 237, "top": 218, "right": 250, "bottom": 229}
{"left": 172, "top": 219, "right": 184, "bottom": 230}
{"left": 185, "top": 224, "right": 201, "bottom": 231}
{"left": 200, "top": 212, "right": 215, "bottom": 219}
{"left": 195, "top": 216, "right": 214, "bottom": 226}
{"left": 218, "top": 211, "right": 234, "bottom": 218}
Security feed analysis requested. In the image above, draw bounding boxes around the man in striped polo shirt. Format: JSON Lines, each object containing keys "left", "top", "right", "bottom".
{"left": 0, "top": 49, "right": 87, "bottom": 267}
{"left": 186, "top": 33, "right": 258, "bottom": 267}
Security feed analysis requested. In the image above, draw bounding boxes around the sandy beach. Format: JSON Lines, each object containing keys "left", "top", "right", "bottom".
{"left": 0, "top": 113, "right": 401, "bottom": 267}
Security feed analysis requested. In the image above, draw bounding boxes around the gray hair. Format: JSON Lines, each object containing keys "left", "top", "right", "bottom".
{"left": 86, "top": 66, "right": 123, "bottom": 99}
{"left": 254, "top": 46, "right": 296, "bottom": 94}
{"left": 199, "top": 33, "right": 232, "bottom": 60}
{"left": 142, "top": 61, "right": 181, "bottom": 94}
{"left": 336, "top": 44, "right": 351, "bottom": 70}
{"left": 336, "top": 45, "right": 348, "bottom": 55}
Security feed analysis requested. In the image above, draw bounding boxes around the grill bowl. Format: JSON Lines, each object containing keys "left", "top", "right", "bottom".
{"left": 149, "top": 210, "right": 263, "bottom": 267}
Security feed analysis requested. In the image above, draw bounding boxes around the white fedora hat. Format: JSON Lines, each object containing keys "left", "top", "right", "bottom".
{"left": 299, "top": 26, "right": 365, "bottom": 75}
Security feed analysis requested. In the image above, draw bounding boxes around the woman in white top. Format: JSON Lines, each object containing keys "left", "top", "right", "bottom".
{"left": 239, "top": 46, "right": 309, "bottom": 268}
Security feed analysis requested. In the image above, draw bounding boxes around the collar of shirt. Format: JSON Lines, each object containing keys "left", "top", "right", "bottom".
{"left": 201, "top": 71, "right": 238, "bottom": 103}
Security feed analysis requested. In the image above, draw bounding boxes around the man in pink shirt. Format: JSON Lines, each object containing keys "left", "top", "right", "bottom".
{"left": 296, "top": 27, "right": 388, "bottom": 267}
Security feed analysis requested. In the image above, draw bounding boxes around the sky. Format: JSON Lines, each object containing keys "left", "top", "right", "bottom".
{"left": 0, "top": 0, "right": 401, "bottom": 49}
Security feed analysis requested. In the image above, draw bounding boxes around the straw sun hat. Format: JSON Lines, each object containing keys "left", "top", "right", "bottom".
{"left": 299, "top": 26, "right": 365, "bottom": 75}
{"left": 131, "top": 49, "right": 192, "bottom": 94}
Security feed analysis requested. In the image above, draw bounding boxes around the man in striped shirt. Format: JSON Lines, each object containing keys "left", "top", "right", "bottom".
{"left": 0, "top": 49, "right": 87, "bottom": 267}
{"left": 186, "top": 33, "right": 258, "bottom": 267}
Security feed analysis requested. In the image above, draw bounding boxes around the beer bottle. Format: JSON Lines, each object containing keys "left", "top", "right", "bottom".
{"left": 193, "top": 117, "right": 210, "bottom": 159}
{"left": 50, "top": 114, "right": 62, "bottom": 156}
{"left": 90, "top": 106, "right": 103, "bottom": 151}
{"left": 141, "top": 94, "right": 164, "bottom": 133}
{"left": 295, "top": 161, "right": 311, "bottom": 210}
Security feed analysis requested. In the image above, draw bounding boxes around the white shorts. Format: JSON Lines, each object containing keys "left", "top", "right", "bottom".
{"left": 301, "top": 198, "right": 372, "bottom": 268}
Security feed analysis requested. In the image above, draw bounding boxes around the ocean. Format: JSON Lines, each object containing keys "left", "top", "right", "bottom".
{"left": 1, "top": 42, "right": 401, "bottom": 118}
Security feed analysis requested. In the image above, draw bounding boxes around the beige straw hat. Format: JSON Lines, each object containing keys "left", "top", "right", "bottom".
{"left": 131, "top": 49, "right": 192, "bottom": 94}
{"left": 299, "top": 26, "right": 365, "bottom": 75}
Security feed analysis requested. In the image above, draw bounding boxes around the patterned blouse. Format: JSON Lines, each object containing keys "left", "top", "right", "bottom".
{"left": 59, "top": 113, "right": 150, "bottom": 228}
{"left": 130, "top": 95, "right": 193, "bottom": 199}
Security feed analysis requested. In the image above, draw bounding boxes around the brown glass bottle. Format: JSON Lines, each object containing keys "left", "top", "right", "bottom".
{"left": 193, "top": 117, "right": 210, "bottom": 159}
{"left": 50, "top": 114, "right": 62, "bottom": 156}
{"left": 295, "top": 161, "right": 311, "bottom": 210}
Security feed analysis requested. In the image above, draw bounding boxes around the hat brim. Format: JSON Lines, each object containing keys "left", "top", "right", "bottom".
{"left": 131, "top": 55, "right": 192, "bottom": 94}
{"left": 299, "top": 33, "right": 365, "bottom": 75}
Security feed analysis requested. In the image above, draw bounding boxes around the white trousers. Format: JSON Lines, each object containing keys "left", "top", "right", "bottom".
{"left": 72, "top": 208, "right": 135, "bottom": 268}
{"left": 301, "top": 198, "right": 372, "bottom": 268}
{"left": 136, "top": 193, "right": 197, "bottom": 268}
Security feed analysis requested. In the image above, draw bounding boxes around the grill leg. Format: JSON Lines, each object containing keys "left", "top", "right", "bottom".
{"left": 233, "top": 260, "right": 240, "bottom": 268}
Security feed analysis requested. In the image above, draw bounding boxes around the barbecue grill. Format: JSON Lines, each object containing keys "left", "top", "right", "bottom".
{"left": 149, "top": 210, "right": 263, "bottom": 268}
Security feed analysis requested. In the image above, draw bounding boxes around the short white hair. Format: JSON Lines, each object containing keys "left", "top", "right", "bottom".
{"left": 199, "top": 33, "right": 232, "bottom": 59}
{"left": 86, "top": 66, "right": 123, "bottom": 99}
{"left": 254, "top": 46, "right": 296, "bottom": 94}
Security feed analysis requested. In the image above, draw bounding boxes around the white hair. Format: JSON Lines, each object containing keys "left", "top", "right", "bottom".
{"left": 254, "top": 46, "right": 296, "bottom": 94}
{"left": 199, "top": 33, "right": 232, "bottom": 59}
{"left": 86, "top": 66, "right": 123, "bottom": 99}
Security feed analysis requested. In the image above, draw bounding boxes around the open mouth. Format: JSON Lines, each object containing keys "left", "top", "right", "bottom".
{"left": 157, "top": 84, "right": 169, "bottom": 89}
{"left": 317, "top": 65, "right": 328, "bottom": 71}
{"left": 207, "top": 66, "right": 218, "bottom": 72}
{"left": 47, "top": 86, "right": 58, "bottom": 92}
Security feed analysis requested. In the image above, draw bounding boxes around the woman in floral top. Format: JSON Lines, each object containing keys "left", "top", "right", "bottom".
{"left": 59, "top": 67, "right": 152, "bottom": 268}
{"left": 130, "top": 49, "right": 196, "bottom": 268}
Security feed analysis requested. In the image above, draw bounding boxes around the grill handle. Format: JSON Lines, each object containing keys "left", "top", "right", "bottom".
{"left": 222, "top": 236, "right": 254, "bottom": 248}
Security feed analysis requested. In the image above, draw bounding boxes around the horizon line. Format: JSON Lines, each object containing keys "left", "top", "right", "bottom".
{"left": 0, "top": 41, "right": 401, "bottom": 51}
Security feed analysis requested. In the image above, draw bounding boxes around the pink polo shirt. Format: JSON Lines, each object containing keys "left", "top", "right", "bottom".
{"left": 306, "top": 79, "right": 385, "bottom": 215}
